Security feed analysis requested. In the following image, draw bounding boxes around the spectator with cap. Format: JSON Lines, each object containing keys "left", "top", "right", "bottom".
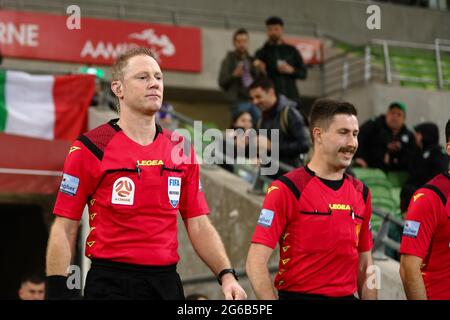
{"left": 253, "top": 16, "right": 307, "bottom": 116}
{"left": 355, "top": 101, "right": 416, "bottom": 172}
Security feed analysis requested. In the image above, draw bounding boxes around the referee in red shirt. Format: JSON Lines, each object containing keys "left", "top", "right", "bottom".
{"left": 400, "top": 118, "right": 450, "bottom": 300}
{"left": 45, "top": 47, "right": 246, "bottom": 300}
{"left": 246, "top": 99, "right": 377, "bottom": 300}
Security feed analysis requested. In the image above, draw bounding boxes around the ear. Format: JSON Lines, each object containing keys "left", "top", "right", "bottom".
{"left": 312, "top": 127, "right": 322, "bottom": 144}
{"left": 111, "top": 80, "right": 123, "bottom": 99}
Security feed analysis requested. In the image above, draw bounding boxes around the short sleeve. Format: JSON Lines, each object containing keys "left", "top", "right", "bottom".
{"left": 358, "top": 190, "right": 374, "bottom": 252}
{"left": 400, "top": 189, "right": 443, "bottom": 259}
{"left": 251, "top": 180, "right": 296, "bottom": 249}
{"left": 53, "top": 140, "right": 102, "bottom": 220}
{"left": 179, "top": 146, "right": 209, "bottom": 219}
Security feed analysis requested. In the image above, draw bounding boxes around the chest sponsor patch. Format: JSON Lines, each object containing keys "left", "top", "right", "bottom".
{"left": 60, "top": 173, "right": 80, "bottom": 196}
{"left": 258, "top": 209, "right": 275, "bottom": 228}
{"left": 403, "top": 220, "right": 421, "bottom": 238}
{"left": 112, "top": 177, "right": 135, "bottom": 205}
{"left": 168, "top": 177, "right": 181, "bottom": 208}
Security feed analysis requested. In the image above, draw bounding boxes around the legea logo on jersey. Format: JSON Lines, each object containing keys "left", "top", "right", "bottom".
{"left": 112, "top": 177, "right": 135, "bottom": 205}
{"left": 168, "top": 177, "right": 181, "bottom": 208}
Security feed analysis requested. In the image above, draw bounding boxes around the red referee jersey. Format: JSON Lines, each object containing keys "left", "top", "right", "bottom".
{"left": 252, "top": 166, "right": 373, "bottom": 297}
{"left": 54, "top": 119, "right": 209, "bottom": 266}
{"left": 400, "top": 172, "right": 450, "bottom": 299}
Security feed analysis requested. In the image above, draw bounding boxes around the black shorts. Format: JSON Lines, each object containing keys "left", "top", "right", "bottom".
{"left": 84, "top": 259, "right": 185, "bottom": 300}
{"left": 278, "top": 290, "right": 358, "bottom": 301}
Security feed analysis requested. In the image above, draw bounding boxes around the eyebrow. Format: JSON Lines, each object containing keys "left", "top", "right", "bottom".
{"left": 337, "top": 128, "right": 359, "bottom": 133}
{"left": 134, "top": 71, "right": 163, "bottom": 77}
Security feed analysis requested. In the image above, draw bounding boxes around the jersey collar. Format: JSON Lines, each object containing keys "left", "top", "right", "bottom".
{"left": 108, "top": 118, "right": 162, "bottom": 140}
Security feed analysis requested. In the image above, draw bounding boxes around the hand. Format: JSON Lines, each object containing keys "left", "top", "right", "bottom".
{"left": 354, "top": 158, "right": 368, "bottom": 168}
{"left": 232, "top": 63, "right": 243, "bottom": 77}
{"left": 221, "top": 274, "right": 247, "bottom": 300}
{"left": 277, "top": 61, "right": 294, "bottom": 74}
{"left": 253, "top": 59, "right": 266, "bottom": 73}
{"left": 387, "top": 141, "right": 401, "bottom": 152}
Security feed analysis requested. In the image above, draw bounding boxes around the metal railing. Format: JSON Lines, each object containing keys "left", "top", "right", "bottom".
{"left": 372, "top": 38, "right": 450, "bottom": 90}
{"left": 371, "top": 208, "right": 404, "bottom": 261}
{"left": 321, "top": 38, "right": 450, "bottom": 96}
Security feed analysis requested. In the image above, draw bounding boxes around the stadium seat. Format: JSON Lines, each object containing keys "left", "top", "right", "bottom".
{"left": 352, "top": 168, "right": 386, "bottom": 181}
{"left": 386, "top": 171, "right": 409, "bottom": 188}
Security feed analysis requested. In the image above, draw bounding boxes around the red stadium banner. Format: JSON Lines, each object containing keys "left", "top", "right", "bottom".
{"left": 284, "top": 37, "right": 324, "bottom": 65}
{"left": 0, "top": 10, "right": 202, "bottom": 72}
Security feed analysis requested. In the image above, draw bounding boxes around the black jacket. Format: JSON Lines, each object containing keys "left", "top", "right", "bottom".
{"left": 356, "top": 115, "right": 416, "bottom": 171}
{"left": 407, "top": 123, "right": 449, "bottom": 186}
{"left": 258, "top": 95, "right": 310, "bottom": 168}
{"left": 255, "top": 42, "right": 307, "bottom": 102}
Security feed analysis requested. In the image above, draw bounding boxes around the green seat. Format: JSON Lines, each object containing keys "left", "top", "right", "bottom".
{"left": 372, "top": 197, "right": 398, "bottom": 215}
{"left": 387, "top": 171, "right": 409, "bottom": 188}
{"left": 370, "top": 214, "right": 383, "bottom": 232}
{"left": 371, "top": 186, "right": 394, "bottom": 199}
{"left": 390, "top": 187, "right": 401, "bottom": 210}
{"left": 352, "top": 168, "right": 386, "bottom": 181}
{"left": 364, "top": 178, "right": 392, "bottom": 189}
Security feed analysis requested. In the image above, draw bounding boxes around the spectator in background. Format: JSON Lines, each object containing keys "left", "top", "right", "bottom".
{"left": 156, "top": 102, "right": 178, "bottom": 131}
{"left": 400, "top": 122, "right": 449, "bottom": 214}
{"left": 355, "top": 101, "right": 416, "bottom": 172}
{"left": 220, "top": 111, "right": 256, "bottom": 175}
{"left": 253, "top": 16, "right": 308, "bottom": 117}
{"left": 249, "top": 77, "right": 310, "bottom": 177}
{"left": 218, "top": 28, "right": 261, "bottom": 126}
{"left": 18, "top": 275, "right": 45, "bottom": 300}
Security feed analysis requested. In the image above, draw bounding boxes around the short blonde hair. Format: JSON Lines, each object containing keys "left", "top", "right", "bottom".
{"left": 111, "top": 47, "right": 157, "bottom": 81}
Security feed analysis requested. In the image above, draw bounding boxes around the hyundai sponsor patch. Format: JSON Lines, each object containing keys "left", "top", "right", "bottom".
{"left": 258, "top": 209, "right": 275, "bottom": 228}
{"left": 403, "top": 220, "right": 421, "bottom": 238}
{"left": 60, "top": 173, "right": 80, "bottom": 196}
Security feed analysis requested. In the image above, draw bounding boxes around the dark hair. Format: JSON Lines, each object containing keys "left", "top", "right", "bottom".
{"left": 111, "top": 47, "right": 157, "bottom": 81}
{"left": 249, "top": 77, "right": 274, "bottom": 91}
{"left": 446, "top": 118, "right": 450, "bottom": 143}
{"left": 231, "top": 110, "right": 252, "bottom": 128}
{"left": 21, "top": 274, "right": 45, "bottom": 285}
{"left": 265, "top": 16, "right": 284, "bottom": 26}
{"left": 233, "top": 28, "right": 248, "bottom": 40}
{"left": 309, "top": 99, "right": 358, "bottom": 140}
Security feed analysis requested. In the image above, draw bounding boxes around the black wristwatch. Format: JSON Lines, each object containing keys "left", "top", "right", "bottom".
{"left": 217, "top": 268, "right": 238, "bottom": 285}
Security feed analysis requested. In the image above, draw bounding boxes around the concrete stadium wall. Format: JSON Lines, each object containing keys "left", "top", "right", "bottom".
{"left": 331, "top": 83, "right": 450, "bottom": 146}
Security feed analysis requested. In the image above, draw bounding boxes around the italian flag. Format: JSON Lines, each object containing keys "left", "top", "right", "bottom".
{"left": 0, "top": 70, "right": 95, "bottom": 141}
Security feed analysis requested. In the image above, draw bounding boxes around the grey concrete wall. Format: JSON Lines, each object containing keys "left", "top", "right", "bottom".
{"left": 331, "top": 83, "right": 450, "bottom": 145}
